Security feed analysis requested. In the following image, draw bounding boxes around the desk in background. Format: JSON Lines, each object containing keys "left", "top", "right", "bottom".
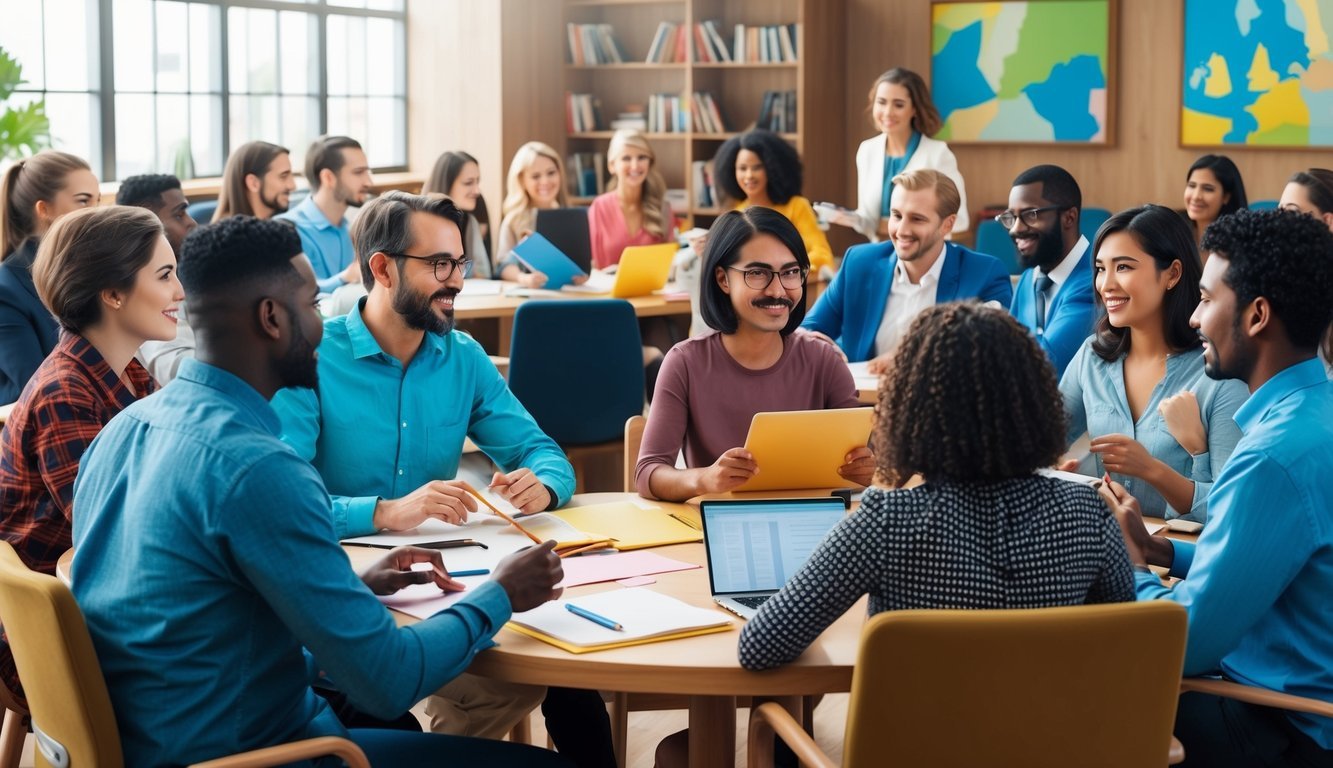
{"left": 455, "top": 288, "right": 692, "bottom": 356}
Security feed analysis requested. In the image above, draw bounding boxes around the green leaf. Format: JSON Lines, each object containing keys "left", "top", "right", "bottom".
{"left": 0, "top": 46, "right": 26, "bottom": 104}
{"left": 0, "top": 102, "right": 51, "bottom": 161}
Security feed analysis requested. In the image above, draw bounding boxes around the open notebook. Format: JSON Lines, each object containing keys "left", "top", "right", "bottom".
{"left": 506, "top": 587, "right": 733, "bottom": 653}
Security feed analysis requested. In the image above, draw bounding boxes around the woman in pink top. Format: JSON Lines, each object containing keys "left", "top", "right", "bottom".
{"left": 587, "top": 130, "right": 675, "bottom": 269}
{"left": 635, "top": 207, "right": 873, "bottom": 501}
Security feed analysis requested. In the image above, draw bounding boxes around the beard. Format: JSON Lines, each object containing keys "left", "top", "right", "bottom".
{"left": 394, "top": 283, "right": 457, "bottom": 335}
{"left": 261, "top": 187, "right": 289, "bottom": 215}
{"left": 278, "top": 312, "right": 320, "bottom": 390}
{"left": 1017, "top": 225, "right": 1066, "bottom": 271}
{"left": 1199, "top": 317, "right": 1254, "bottom": 382}
{"left": 334, "top": 182, "right": 368, "bottom": 207}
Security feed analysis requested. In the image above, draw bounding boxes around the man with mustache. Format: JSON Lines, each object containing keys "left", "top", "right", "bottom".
{"left": 1004, "top": 164, "right": 1095, "bottom": 376}
{"left": 801, "top": 169, "right": 1011, "bottom": 372}
{"left": 277, "top": 135, "right": 372, "bottom": 292}
{"left": 1105, "top": 209, "right": 1333, "bottom": 767}
{"left": 271, "top": 191, "right": 615, "bottom": 766}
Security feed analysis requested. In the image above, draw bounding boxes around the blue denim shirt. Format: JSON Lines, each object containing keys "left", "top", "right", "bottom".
{"left": 271, "top": 300, "right": 575, "bottom": 538}
{"left": 1060, "top": 339, "right": 1248, "bottom": 522}
{"left": 71, "top": 359, "right": 511, "bottom": 767}
{"left": 1138, "top": 358, "right": 1333, "bottom": 748}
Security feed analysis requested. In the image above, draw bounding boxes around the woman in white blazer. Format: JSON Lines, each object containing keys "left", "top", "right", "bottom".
{"left": 829, "top": 68, "right": 969, "bottom": 241}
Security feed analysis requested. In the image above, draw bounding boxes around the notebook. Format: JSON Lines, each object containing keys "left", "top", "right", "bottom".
{"left": 563, "top": 242, "right": 678, "bottom": 298}
{"left": 736, "top": 408, "right": 875, "bottom": 492}
{"left": 506, "top": 587, "right": 733, "bottom": 653}
{"left": 511, "top": 232, "right": 588, "bottom": 289}
{"left": 699, "top": 497, "right": 847, "bottom": 619}
{"left": 534, "top": 208, "right": 593, "bottom": 273}
{"left": 551, "top": 502, "right": 702, "bottom": 550}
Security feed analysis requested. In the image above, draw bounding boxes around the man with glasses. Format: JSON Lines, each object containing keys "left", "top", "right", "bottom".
{"left": 270, "top": 191, "right": 615, "bottom": 765}
{"left": 1004, "top": 164, "right": 1094, "bottom": 376}
{"left": 801, "top": 168, "right": 1011, "bottom": 370}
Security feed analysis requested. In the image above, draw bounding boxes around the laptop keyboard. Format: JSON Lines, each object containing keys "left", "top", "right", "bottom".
{"left": 733, "top": 595, "right": 771, "bottom": 609}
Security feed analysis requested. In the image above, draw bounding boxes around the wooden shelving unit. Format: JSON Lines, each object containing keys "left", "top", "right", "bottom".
{"left": 559, "top": 0, "right": 844, "bottom": 225}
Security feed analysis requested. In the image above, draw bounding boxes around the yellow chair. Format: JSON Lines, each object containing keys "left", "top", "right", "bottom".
{"left": 748, "top": 602, "right": 1189, "bottom": 767}
{"left": 0, "top": 542, "right": 370, "bottom": 768}
{"left": 1179, "top": 676, "right": 1333, "bottom": 721}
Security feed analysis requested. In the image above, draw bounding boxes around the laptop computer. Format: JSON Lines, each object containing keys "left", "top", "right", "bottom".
{"left": 699, "top": 496, "right": 847, "bottom": 619}
{"left": 534, "top": 208, "right": 592, "bottom": 273}
{"left": 736, "top": 408, "right": 874, "bottom": 492}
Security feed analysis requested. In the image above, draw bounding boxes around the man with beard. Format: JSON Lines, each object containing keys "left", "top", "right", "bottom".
{"left": 1104, "top": 209, "right": 1333, "bottom": 767}
{"left": 271, "top": 192, "right": 614, "bottom": 767}
{"left": 801, "top": 169, "right": 1011, "bottom": 370}
{"left": 212, "top": 140, "right": 297, "bottom": 222}
{"left": 69, "top": 215, "right": 569, "bottom": 767}
{"left": 278, "top": 135, "right": 371, "bottom": 292}
{"left": 1004, "top": 164, "right": 1095, "bottom": 376}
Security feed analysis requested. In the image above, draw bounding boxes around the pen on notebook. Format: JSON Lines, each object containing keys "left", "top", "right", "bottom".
{"left": 347, "top": 539, "right": 487, "bottom": 550}
{"left": 668, "top": 512, "right": 700, "bottom": 531}
{"left": 460, "top": 482, "right": 544, "bottom": 545}
{"left": 565, "top": 603, "right": 624, "bottom": 631}
{"left": 448, "top": 568, "right": 490, "bottom": 578}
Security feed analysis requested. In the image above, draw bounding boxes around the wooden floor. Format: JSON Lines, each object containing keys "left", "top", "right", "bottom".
{"left": 10, "top": 693, "right": 849, "bottom": 767}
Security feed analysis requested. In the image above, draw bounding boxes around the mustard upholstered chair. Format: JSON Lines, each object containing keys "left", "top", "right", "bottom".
{"left": 0, "top": 541, "right": 369, "bottom": 768}
{"left": 748, "top": 602, "right": 1189, "bottom": 767}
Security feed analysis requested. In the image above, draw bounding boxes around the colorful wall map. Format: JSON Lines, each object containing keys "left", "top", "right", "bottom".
{"left": 930, "top": 1, "right": 1112, "bottom": 144}
{"left": 1182, "top": 0, "right": 1333, "bottom": 147}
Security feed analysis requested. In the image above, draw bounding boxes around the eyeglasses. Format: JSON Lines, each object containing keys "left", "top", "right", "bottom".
{"left": 995, "top": 206, "right": 1065, "bottom": 229}
{"left": 387, "top": 252, "right": 473, "bottom": 281}
{"left": 727, "top": 265, "right": 808, "bottom": 290}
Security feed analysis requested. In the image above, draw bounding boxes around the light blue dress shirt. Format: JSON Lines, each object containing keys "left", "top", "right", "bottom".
{"left": 70, "top": 359, "right": 511, "bottom": 768}
{"left": 1060, "top": 340, "right": 1248, "bottom": 522}
{"left": 1137, "top": 358, "right": 1333, "bottom": 748}
{"left": 278, "top": 196, "right": 354, "bottom": 293}
{"left": 271, "top": 301, "right": 575, "bottom": 538}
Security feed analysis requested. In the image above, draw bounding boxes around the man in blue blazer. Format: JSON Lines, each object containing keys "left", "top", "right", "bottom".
{"left": 1003, "top": 164, "right": 1094, "bottom": 377}
{"left": 803, "top": 169, "right": 1012, "bottom": 367}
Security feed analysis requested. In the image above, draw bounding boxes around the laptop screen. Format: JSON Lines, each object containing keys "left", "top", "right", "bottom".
{"left": 700, "top": 498, "right": 847, "bottom": 595}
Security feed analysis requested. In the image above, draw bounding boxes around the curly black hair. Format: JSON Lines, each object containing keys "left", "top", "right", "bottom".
{"left": 713, "top": 129, "right": 802, "bottom": 205}
{"left": 872, "top": 302, "right": 1068, "bottom": 486}
{"left": 116, "top": 173, "right": 182, "bottom": 210}
{"left": 178, "top": 215, "right": 304, "bottom": 302}
{"left": 1201, "top": 208, "right": 1333, "bottom": 350}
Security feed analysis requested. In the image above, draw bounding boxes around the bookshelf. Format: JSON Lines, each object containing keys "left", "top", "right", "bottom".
{"left": 557, "top": 0, "right": 845, "bottom": 226}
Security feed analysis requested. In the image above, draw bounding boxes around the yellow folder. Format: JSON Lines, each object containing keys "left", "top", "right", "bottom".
{"left": 551, "top": 502, "right": 702, "bottom": 550}
{"left": 737, "top": 407, "right": 874, "bottom": 492}
{"left": 503, "top": 621, "right": 733, "bottom": 654}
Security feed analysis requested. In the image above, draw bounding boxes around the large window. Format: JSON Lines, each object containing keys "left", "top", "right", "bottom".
{"left": 0, "top": 0, "right": 406, "bottom": 182}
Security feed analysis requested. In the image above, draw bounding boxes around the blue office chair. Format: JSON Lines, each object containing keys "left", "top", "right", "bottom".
{"left": 1080, "top": 207, "right": 1112, "bottom": 242}
{"left": 1249, "top": 199, "right": 1279, "bottom": 210}
{"left": 974, "top": 218, "right": 1021, "bottom": 275}
{"left": 508, "top": 299, "right": 644, "bottom": 447}
{"left": 185, "top": 200, "right": 217, "bottom": 224}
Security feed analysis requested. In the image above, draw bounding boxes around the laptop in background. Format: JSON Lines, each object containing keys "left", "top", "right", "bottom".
{"left": 535, "top": 208, "right": 592, "bottom": 273}
{"left": 699, "top": 497, "right": 847, "bottom": 619}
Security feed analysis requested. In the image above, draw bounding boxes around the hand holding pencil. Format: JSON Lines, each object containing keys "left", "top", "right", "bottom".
{"left": 488, "top": 468, "right": 552, "bottom": 515}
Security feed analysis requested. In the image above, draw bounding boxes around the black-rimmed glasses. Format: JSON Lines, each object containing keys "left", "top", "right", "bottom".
{"left": 995, "top": 206, "right": 1065, "bottom": 229}
{"left": 727, "top": 265, "right": 808, "bottom": 290}
{"left": 387, "top": 253, "right": 473, "bottom": 281}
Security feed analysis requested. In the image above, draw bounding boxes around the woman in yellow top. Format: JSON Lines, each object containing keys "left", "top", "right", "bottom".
{"left": 714, "top": 129, "right": 833, "bottom": 273}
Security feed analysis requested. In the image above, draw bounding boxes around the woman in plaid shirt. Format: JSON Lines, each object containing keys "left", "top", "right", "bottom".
{"left": 0, "top": 205, "right": 183, "bottom": 707}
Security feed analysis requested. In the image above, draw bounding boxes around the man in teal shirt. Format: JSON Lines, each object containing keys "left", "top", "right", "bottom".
{"left": 1108, "top": 209, "right": 1333, "bottom": 767}
{"left": 276, "top": 134, "right": 370, "bottom": 293}
{"left": 271, "top": 192, "right": 612, "bottom": 766}
{"left": 71, "top": 215, "right": 568, "bottom": 767}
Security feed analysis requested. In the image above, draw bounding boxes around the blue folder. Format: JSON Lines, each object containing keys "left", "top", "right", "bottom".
{"left": 511, "top": 233, "right": 587, "bottom": 289}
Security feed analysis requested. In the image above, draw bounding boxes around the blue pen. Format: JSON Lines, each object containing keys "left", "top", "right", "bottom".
{"left": 449, "top": 568, "right": 490, "bottom": 578}
{"left": 565, "top": 603, "right": 625, "bottom": 632}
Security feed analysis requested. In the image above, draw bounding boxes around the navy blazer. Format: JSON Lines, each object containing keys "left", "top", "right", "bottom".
{"left": 0, "top": 239, "right": 60, "bottom": 402}
{"left": 803, "top": 240, "right": 1014, "bottom": 362}
{"left": 1009, "top": 242, "right": 1096, "bottom": 377}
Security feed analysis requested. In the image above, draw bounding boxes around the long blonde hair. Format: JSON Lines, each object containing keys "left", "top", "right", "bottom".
{"left": 606, "top": 130, "right": 668, "bottom": 239}
{"left": 501, "top": 142, "right": 567, "bottom": 239}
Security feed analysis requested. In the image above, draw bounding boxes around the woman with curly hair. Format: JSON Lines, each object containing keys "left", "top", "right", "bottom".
{"left": 737, "top": 302, "right": 1135, "bottom": 671}
{"left": 714, "top": 129, "right": 833, "bottom": 272}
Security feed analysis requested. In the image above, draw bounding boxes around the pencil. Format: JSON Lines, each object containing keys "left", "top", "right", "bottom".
{"left": 460, "top": 481, "right": 544, "bottom": 545}
{"left": 556, "top": 540, "right": 616, "bottom": 558}
{"left": 668, "top": 512, "right": 700, "bottom": 531}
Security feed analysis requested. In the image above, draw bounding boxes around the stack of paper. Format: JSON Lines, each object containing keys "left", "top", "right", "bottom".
{"left": 507, "top": 587, "right": 733, "bottom": 653}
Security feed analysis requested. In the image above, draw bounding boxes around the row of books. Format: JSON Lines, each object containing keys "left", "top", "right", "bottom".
{"left": 566, "top": 23, "right": 627, "bottom": 65}
{"left": 567, "top": 152, "right": 606, "bottom": 198}
{"left": 645, "top": 22, "right": 689, "bottom": 63}
{"left": 756, "top": 89, "right": 797, "bottom": 133}
{"left": 733, "top": 24, "right": 799, "bottom": 63}
{"left": 647, "top": 93, "right": 690, "bottom": 133}
{"left": 691, "top": 160, "right": 719, "bottom": 209}
{"left": 565, "top": 92, "right": 604, "bottom": 132}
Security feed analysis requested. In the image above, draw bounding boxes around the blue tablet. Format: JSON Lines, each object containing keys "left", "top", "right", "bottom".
{"left": 511, "top": 233, "right": 587, "bottom": 289}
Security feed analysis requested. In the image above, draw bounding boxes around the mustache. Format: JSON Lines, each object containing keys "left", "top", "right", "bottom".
{"left": 751, "top": 297, "right": 794, "bottom": 310}
{"left": 433, "top": 287, "right": 460, "bottom": 302}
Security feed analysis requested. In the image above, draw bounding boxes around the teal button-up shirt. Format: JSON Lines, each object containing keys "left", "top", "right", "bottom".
{"left": 277, "top": 196, "right": 354, "bottom": 293}
{"left": 272, "top": 301, "right": 575, "bottom": 538}
{"left": 1137, "top": 358, "right": 1333, "bottom": 748}
{"left": 71, "top": 359, "right": 511, "bottom": 767}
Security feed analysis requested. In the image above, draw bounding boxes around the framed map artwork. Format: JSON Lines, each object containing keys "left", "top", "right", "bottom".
{"left": 1181, "top": 0, "right": 1333, "bottom": 147}
{"left": 930, "top": 0, "right": 1116, "bottom": 144}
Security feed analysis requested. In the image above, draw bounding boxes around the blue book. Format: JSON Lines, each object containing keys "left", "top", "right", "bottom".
{"left": 511, "top": 232, "right": 587, "bottom": 289}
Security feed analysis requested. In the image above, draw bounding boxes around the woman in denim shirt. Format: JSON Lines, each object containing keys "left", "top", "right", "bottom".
{"left": 1060, "top": 205, "right": 1247, "bottom": 523}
